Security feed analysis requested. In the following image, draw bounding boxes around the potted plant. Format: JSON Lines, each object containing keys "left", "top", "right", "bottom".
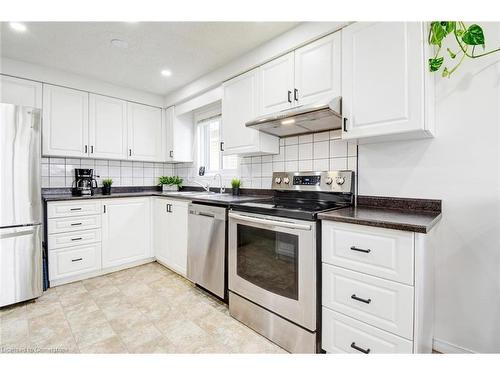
{"left": 102, "top": 178, "right": 113, "bottom": 195}
{"left": 231, "top": 178, "right": 241, "bottom": 196}
{"left": 159, "top": 176, "right": 183, "bottom": 192}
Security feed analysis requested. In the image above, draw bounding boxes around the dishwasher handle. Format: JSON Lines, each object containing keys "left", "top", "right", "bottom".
{"left": 189, "top": 210, "right": 216, "bottom": 218}
{"left": 228, "top": 212, "right": 311, "bottom": 231}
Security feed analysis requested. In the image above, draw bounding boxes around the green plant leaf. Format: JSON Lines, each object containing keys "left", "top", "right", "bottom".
{"left": 429, "top": 22, "right": 446, "bottom": 46}
{"left": 442, "top": 67, "right": 450, "bottom": 78}
{"left": 429, "top": 57, "right": 444, "bottom": 72}
{"left": 462, "top": 24, "right": 485, "bottom": 47}
{"left": 447, "top": 48, "right": 457, "bottom": 59}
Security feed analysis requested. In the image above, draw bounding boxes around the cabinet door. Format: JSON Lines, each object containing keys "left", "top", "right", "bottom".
{"left": 153, "top": 198, "right": 169, "bottom": 264}
{"left": 294, "top": 32, "right": 341, "bottom": 107}
{"left": 342, "top": 22, "right": 425, "bottom": 140}
{"left": 258, "top": 52, "right": 294, "bottom": 115}
{"left": 165, "top": 200, "right": 188, "bottom": 276}
{"left": 89, "top": 94, "right": 127, "bottom": 160}
{"left": 222, "top": 69, "right": 260, "bottom": 154}
{"left": 127, "top": 102, "right": 163, "bottom": 161}
{"left": 0, "top": 75, "right": 42, "bottom": 108}
{"left": 42, "top": 84, "right": 89, "bottom": 158}
{"left": 165, "top": 106, "right": 194, "bottom": 162}
{"left": 101, "top": 198, "right": 151, "bottom": 268}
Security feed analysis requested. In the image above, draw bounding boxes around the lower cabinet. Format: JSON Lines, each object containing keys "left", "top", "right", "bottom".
{"left": 153, "top": 198, "right": 188, "bottom": 276}
{"left": 101, "top": 197, "right": 152, "bottom": 268}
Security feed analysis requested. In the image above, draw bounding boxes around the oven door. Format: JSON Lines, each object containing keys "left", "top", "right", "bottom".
{"left": 228, "top": 211, "right": 316, "bottom": 331}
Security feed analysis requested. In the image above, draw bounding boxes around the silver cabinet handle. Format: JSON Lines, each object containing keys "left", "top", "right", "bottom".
{"left": 294, "top": 88, "right": 298, "bottom": 102}
{"left": 228, "top": 212, "right": 311, "bottom": 231}
{"left": 351, "top": 294, "right": 371, "bottom": 304}
{"left": 71, "top": 237, "right": 82, "bottom": 241}
{"left": 85, "top": 145, "right": 88, "bottom": 154}
{"left": 91, "top": 145, "right": 94, "bottom": 154}
{"left": 70, "top": 222, "right": 82, "bottom": 226}
{"left": 343, "top": 117, "right": 348, "bottom": 132}
{"left": 169, "top": 150, "right": 174, "bottom": 158}
{"left": 71, "top": 258, "right": 83, "bottom": 262}
{"left": 129, "top": 149, "right": 132, "bottom": 156}
{"left": 351, "top": 342, "right": 370, "bottom": 354}
{"left": 70, "top": 207, "right": 82, "bottom": 211}
{"left": 350, "top": 246, "right": 371, "bottom": 253}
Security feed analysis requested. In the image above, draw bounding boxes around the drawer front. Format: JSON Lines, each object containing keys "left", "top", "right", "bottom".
{"left": 48, "top": 228, "right": 101, "bottom": 250}
{"left": 322, "top": 264, "right": 414, "bottom": 339}
{"left": 322, "top": 221, "right": 414, "bottom": 285}
{"left": 48, "top": 214, "right": 101, "bottom": 234}
{"left": 322, "top": 308, "right": 413, "bottom": 353}
{"left": 47, "top": 201, "right": 102, "bottom": 218}
{"left": 49, "top": 243, "right": 101, "bottom": 280}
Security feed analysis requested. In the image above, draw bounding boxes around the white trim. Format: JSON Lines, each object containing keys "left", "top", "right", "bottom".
{"left": 433, "top": 338, "right": 476, "bottom": 354}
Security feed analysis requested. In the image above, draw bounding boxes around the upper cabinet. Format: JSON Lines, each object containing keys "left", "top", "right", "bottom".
{"left": 165, "top": 106, "right": 194, "bottom": 163}
{"left": 294, "top": 32, "right": 341, "bottom": 107}
{"left": 222, "top": 69, "right": 279, "bottom": 156}
{"left": 341, "top": 22, "right": 434, "bottom": 142}
{"left": 42, "top": 84, "right": 89, "bottom": 158}
{"left": 127, "top": 102, "right": 163, "bottom": 162}
{"left": 42, "top": 84, "right": 165, "bottom": 162}
{"left": 259, "top": 52, "right": 295, "bottom": 115}
{"left": 258, "top": 33, "right": 342, "bottom": 116}
{"left": 0, "top": 75, "right": 42, "bottom": 108}
{"left": 89, "top": 94, "right": 128, "bottom": 160}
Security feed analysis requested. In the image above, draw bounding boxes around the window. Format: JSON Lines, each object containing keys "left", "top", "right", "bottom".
{"left": 197, "top": 114, "right": 238, "bottom": 173}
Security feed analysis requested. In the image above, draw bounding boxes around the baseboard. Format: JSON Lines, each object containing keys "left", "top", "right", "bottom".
{"left": 433, "top": 338, "right": 476, "bottom": 354}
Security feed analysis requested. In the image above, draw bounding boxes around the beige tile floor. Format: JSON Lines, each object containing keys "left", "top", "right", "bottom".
{"left": 0, "top": 262, "right": 286, "bottom": 354}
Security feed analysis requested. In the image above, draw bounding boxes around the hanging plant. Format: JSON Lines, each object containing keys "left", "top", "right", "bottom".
{"left": 428, "top": 21, "right": 500, "bottom": 78}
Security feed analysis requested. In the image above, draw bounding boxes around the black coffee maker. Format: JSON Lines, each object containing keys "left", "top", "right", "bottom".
{"left": 73, "top": 169, "right": 98, "bottom": 196}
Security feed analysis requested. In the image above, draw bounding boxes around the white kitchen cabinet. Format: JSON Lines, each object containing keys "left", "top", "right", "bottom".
{"left": 341, "top": 22, "right": 434, "bottom": 142}
{"left": 127, "top": 102, "right": 163, "bottom": 162}
{"left": 89, "top": 94, "right": 128, "bottom": 160}
{"left": 222, "top": 69, "right": 279, "bottom": 156}
{"left": 0, "top": 75, "right": 42, "bottom": 108}
{"left": 153, "top": 198, "right": 188, "bottom": 276}
{"left": 101, "top": 197, "right": 152, "bottom": 268}
{"left": 294, "top": 32, "right": 341, "bottom": 107}
{"left": 165, "top": 106, "right": 194, "bottom": 163}
{"left": 258, "top": 52, "right": 294, "bottom": 115}
{"left": 42, "top": 84, "right": 89, "bottom": 158}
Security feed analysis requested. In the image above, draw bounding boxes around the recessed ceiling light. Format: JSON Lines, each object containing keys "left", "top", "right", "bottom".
{"left": 9, "top": 22, "right": 27, "bottom": 32}
{"left": 161, "top": 69, "right": 172, "bottom": 77}
{"left": 110, "top": 39, "right": 128, "bottom": 49}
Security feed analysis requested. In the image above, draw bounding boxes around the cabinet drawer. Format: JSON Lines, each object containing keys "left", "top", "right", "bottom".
{"left": 322, "top": 221, "right": 414, "bottom": 285}
{"left": 48, "top": 214, "right": 101, "bottom": 234}
{"left": 49, "top": 243, "right": 101, "bottom": 281}
{"left": 322, "top": 308, "right": 413, "bottom": 353}
{"left": 322, "top": 264, "right": 414, "bottom": 339}
{"left": 47, "top": 201, "right": 102, "bottom": 218}
{"left": 48, "top": 228, "right": 101, "bottom": 250}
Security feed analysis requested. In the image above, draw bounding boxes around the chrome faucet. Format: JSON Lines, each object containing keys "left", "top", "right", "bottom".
{"left": 213, "top": 174, "right": 225, "bottom": 194}
{"left": 192, "top": 180, "right": 210, "bottom": 192}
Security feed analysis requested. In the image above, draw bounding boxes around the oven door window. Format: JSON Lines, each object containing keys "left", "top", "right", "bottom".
{"left": 236, "top": 224, "right": 299, "bottom": 300}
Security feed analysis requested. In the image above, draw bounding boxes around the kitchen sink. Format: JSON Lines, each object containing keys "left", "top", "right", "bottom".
{"left": 160, "top": 191, "right": 217, "bottom": 197}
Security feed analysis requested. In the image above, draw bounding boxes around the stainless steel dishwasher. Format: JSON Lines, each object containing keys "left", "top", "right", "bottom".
{"left": 187, "top": 203, "right": 227, "bottom": 299}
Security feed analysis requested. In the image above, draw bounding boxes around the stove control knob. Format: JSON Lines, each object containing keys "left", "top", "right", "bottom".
{"left": 274, "top": 177, "right": 282, "bottom": 184}
{"left": 325, "top": 177, "right": 333, "bottom": 185}
{"left": 335, "top": 176, "right": 346, "bottom": 185}
{"left": 283, "top": 177, "right": 290, "bottom": 184}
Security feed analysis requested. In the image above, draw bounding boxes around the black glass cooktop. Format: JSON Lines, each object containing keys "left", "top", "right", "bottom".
{"left": 230, "top": 192, "right": 353, "bottom": 221}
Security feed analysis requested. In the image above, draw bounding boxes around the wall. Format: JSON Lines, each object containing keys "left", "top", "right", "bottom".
{"left": 175, "top": 129, "right": 357, "bottom": 189}
{"left": 0, "top": 58, "right": 164, "bottom": 107}
{"left": 357, "top": 23, "right": 500, "bottom": 353}
{"left": 41, "top": 157, "right": 174, "bottom": 188}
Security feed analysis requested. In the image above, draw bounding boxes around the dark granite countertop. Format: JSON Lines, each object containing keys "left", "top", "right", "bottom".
{"left": 318, "top": 196, "right": 442, "bottom": 233}
{"left": 42, "top": 190, "right": 271, "bottom": 206}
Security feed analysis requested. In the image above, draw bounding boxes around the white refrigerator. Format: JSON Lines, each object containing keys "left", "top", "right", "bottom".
{"left": 0, "top": 103, "right": 43, "bottom": 307}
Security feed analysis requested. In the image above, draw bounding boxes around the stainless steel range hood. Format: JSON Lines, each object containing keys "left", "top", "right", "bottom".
{"left": 246, "top": 96, "right": 342, "bottom": 137}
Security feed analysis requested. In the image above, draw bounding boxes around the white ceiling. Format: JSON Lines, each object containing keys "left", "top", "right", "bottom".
{"left": 0, "top": 22, "right": 300, "bottom": 96}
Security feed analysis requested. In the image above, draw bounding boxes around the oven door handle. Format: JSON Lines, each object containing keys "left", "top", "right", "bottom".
{"left": 228, "top": 213, "right": 312, "bottom": 231}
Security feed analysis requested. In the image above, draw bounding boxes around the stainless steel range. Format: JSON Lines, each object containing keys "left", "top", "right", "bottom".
{"left": 228, "top": 170, "right": 354, "bottom": 353}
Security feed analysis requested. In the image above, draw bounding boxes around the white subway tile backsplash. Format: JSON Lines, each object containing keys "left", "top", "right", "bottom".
{"left": 313, "top": 131, "right": 330, "bottom": 142}
{"left": 285, "top": 136, "right": 298, "bottom": 146}
{"left": 41, "top": 164, "right": 49, "bottom": 177}
{"left": 251, "top": 156, "right": 262, "bottom": 164}
{"left": 50, "top": 176, "right": 65, "bottom": 187}
{"left": 109, "top": 160, "right": 121, "bottom": 167}
{"left": 313, "top": 141, "right": 329, "bottom": 159}
{"left": 330, "top": 157, "right": 347, "bottom": 170}
{"left": 121, "top": 166, "right": 133, "bottom": 178}
{"left": 272, "top": 161, "right": 284, "bottom": 172}
{"left": 95, "top": 160, "right": 108, "bottom": 166}
{"left": 285, "top": 145, "right": 298, "bottom": 161}
{"left": 347, "top": 142, "right": 357, "bottom": 157}
{"left": 251, "top": 163, "right": 262, "bottom": 177}
{"left": 330, "top": 139, "right": 347, "bottom": 158}
{"left": 313, "top": 159, "right": 329, "bottom": 171}
{"left": 49, "top": 158, "right": 65, "bottom": 164}
{"left": 261, "top": 162, "right": 273, "bottom": 177}
{"left": 41, "top": 177, "right": 50, "bottom": 188}
{"left": 298, "top": 160, "right": 313, "bottom": 172}
{"left": 298, "top": 134, "right": 313, "bottom": 144}
{"left": 285, "top": 161, "right": 298, "bottom": 172}
{"left": 49, "top": 164, "right": 65, "bottom": 177}
{"left": 330, "top": 129, "right": 342, "bottom": 139}
{"left": 272, "top": 147, "right": 285, "bottom": 162}
{"left": 41, "top": 157, "right": 50, "bottom": 164}
{"left": 262, "top": 155, "right": 273, "bottom": 163}
{"left": 298, "top": 143, "right": 313, "bottom": 160}
{"left": 144, "top": 168, "right": 154, "bottom": 178}
{"left": 108, "top": 166, "right": 121, "bottom": 177}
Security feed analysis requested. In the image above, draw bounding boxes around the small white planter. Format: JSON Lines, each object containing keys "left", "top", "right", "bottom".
{"left": 162, "top": 185, "right": 179, "bottom": 192}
